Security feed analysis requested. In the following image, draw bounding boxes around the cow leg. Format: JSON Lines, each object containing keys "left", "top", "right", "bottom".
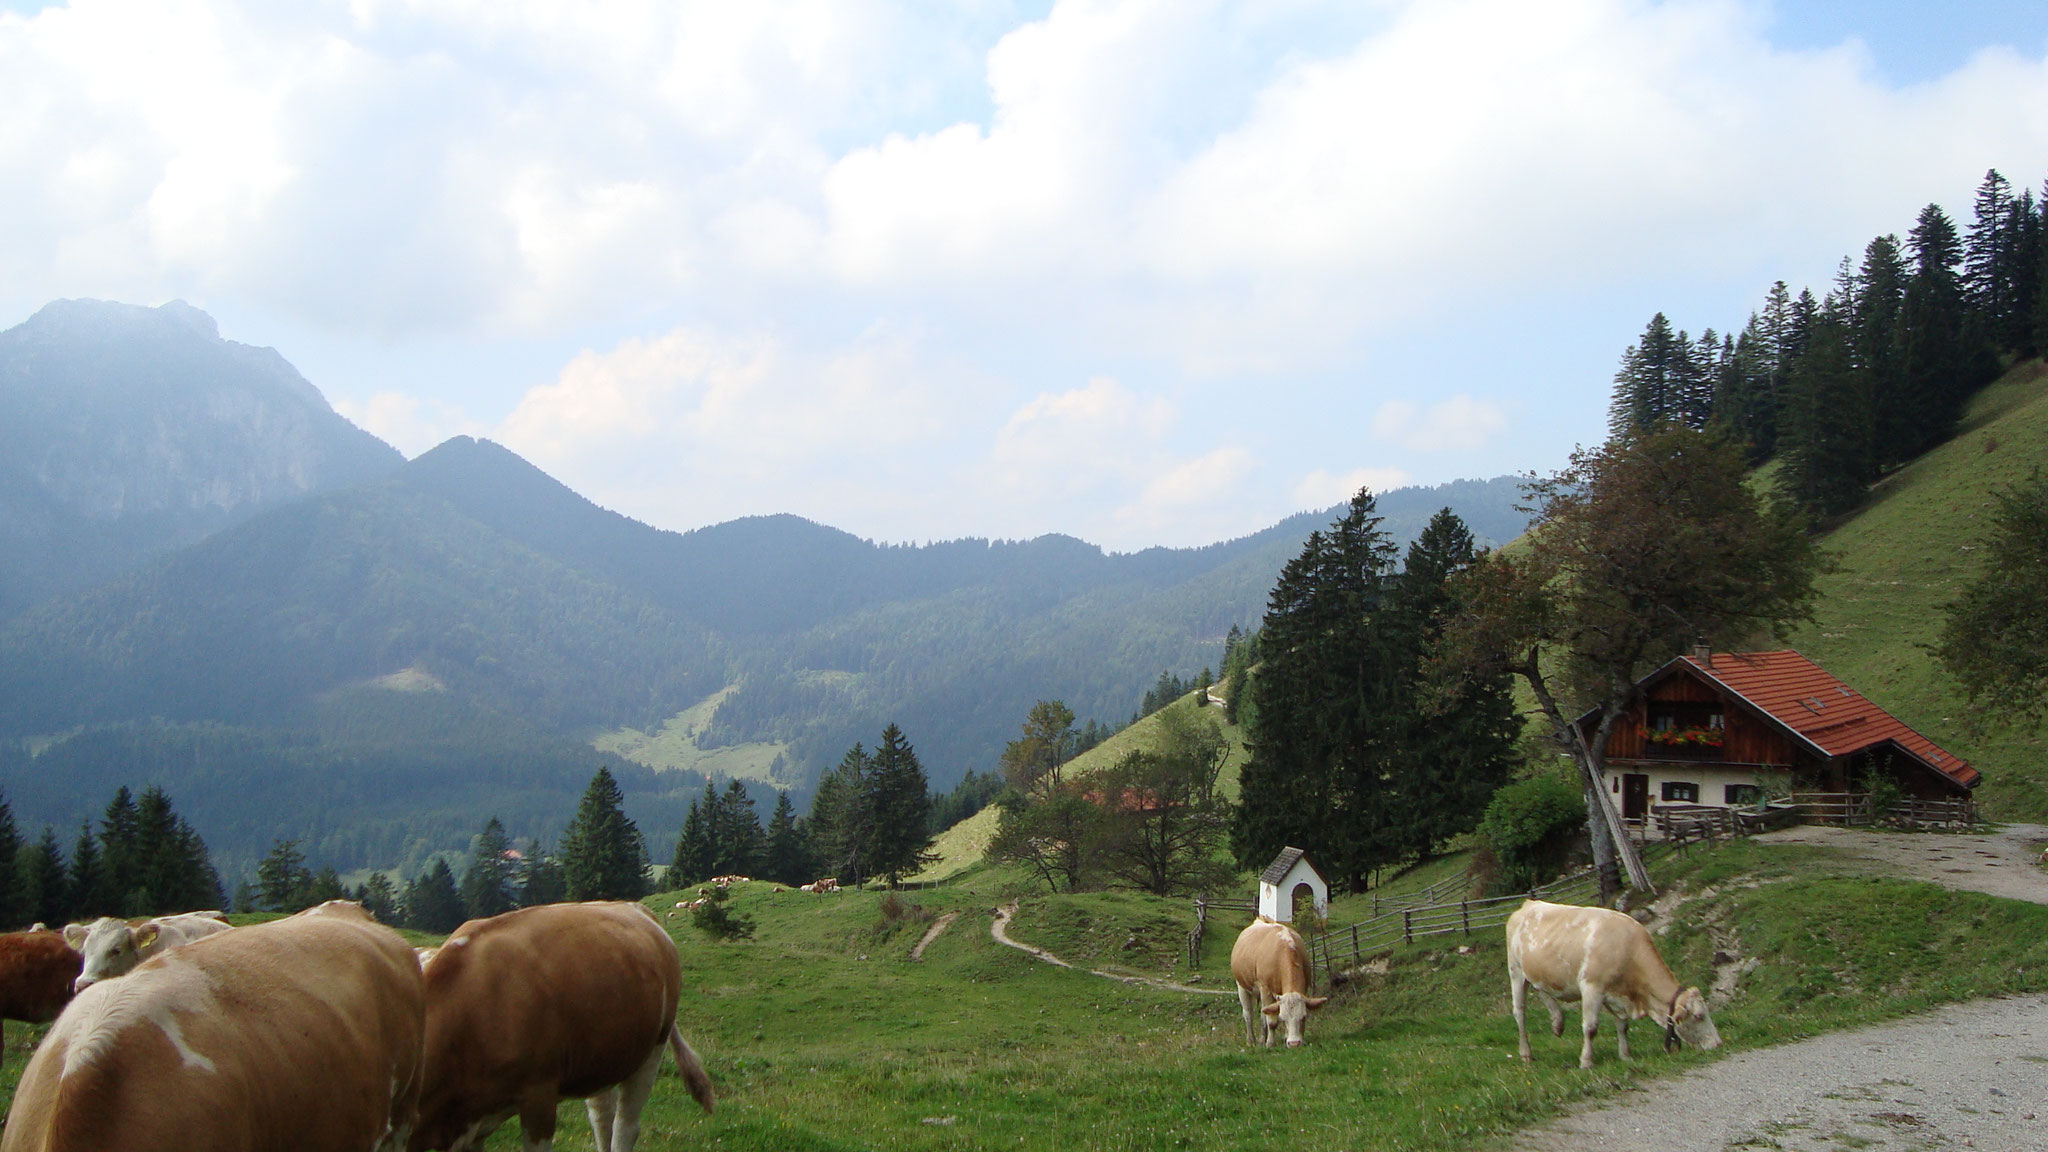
{"left": 1510, "top": 975, "right": 1531, "bottom": 1062}
{"left": 602, "top": 1042, "right": 666, "bottom": 1151}
{"left": 1535, "top": 988, "right": 1566, "bottom": 1037}
{"left": 519, "top": 1090, "right": 560, "bottom": 1152}
{"left": 1614, "top": 1010, "right": 1631, "bottom": 1062}
{"left": 586, "top": 1087, "right": 620, "bottom": 1152}
{"left": 1236, "top": 984, "right": 1259, "bottom": 1045}
{"left": 1577, "top": 984, "right": 1600, "bottom": 1069}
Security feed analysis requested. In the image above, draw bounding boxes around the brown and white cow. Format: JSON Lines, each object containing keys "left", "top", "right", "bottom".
{"left": 2, "top": 901, "right": 424, "bottom": 1152}
{"left": 411, "top": 901, "right": 715, "bottom": 1152}
{"left": 0, "top": 931, "right": 84, "bottom": 1058}
{"left": 1230, "top": 917, "right": 1328, "bottom": 1048}
{"left": 63, "top": 910, "right": 232, "bottom": 992}
{"left": 1506, "top": 899, "right": 1722, "bottom": 1069}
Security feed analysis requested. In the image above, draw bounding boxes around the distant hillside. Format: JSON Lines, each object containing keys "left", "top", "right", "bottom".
{"left": 0, "top": 299, "right": 402, "bottom": 618}
{"left": 1787, "top": 358, "right": 2048, "bottom": 820}
{"left": 0, "top": 425, "right": 1528, "bottom": 870}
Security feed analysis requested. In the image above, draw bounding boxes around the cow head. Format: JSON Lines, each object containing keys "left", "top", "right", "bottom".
{"left": 1664, "top": 986, "right": 1721, "bottom": 1052}
{"left": 69, "top": 918, "right": 159, "bottom": 993}
{"left": 1261, "top": 991, "right": 1330, "bottom": 1047}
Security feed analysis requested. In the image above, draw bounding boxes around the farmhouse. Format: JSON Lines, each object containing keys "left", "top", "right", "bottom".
{"left": 1581, "top": 648, "right": 1978, "bottom": 821}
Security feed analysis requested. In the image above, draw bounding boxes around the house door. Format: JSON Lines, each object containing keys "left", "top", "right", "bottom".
{"left": 1622, "top": 774, "right": 1649, "bottom": 820}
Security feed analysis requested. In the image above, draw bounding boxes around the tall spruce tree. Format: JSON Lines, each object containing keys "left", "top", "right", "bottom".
{"left": 24, "top": 828, "right": 70, "bottom": 927}
{"left": 255, "top": 839, "right": 316, "bottom": 913}
{"left": 1232, "top": 488, "right": 1408, "bottom": 888}
{"left": 99, "top": 787, "right": 141, "bottom": 913}
{"left": 68, "top": 823, "right": 111, "bottom": 917}
{"left": 711, "top": 780, "right": 766, "bottom": 878}
{"left": 1902, "top": 203, "right": 1985, "bottom": 448}
{"left": 1608, "top": 313, "right": 1688, "bottom": 437}
{"left": 807, "top": 743, "right": 872, "bottom": 885}
{"left": 403, "top": 859, "right": 467, "bottom": 933}
{"left": 0, "top": 791, "right": 21, "bottom": 928}
{"left": 1781, "top": 290, "right": 1873, "bottom": 516}
{"left": 864, "top": 724, "right": 935, "bottom": 885}
{"left": 762, "top": 792, "right": 810, "bottom": 885}
{"left": 560, "top": 767, "right": 648, "bottom": 901}
{"left": 460, "top": 817, "right": 518, "bottom": 919}
{"left": 669, "top": 784, "right": 717, "bottom": 887}
{"left": 1388, "top": 510, "right": 1520, "bottom": 859}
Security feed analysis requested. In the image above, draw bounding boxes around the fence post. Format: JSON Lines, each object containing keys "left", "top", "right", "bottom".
{"left": 1350, "top": 924, "right": 1359, "bottom": 969}
{"left": 1461, "top": 900, "right": 1469, "bottom": 935}
{"left": 1403, "top": 909, "right": 1412, "bottom": 945}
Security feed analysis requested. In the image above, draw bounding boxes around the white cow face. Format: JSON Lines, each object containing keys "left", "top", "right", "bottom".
{"left": 1262, "top": 991, "right": 1330, "bottom": 1047}
{"left": 1670, "top": 987, "right": 1721, "bottom": 1050}
{"left": 67, "top": 918, "right": 161, "bottom": 992}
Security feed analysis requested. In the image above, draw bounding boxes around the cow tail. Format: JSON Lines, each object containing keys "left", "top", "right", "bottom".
{"left": 667, "top": 1026, "right": 716, "bottom": 1115}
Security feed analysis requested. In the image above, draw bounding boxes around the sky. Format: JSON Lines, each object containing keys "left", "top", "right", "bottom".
{"left": 3, "top": 1, "right": 2047, "bottom": 552}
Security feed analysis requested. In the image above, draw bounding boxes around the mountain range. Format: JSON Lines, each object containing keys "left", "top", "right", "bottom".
{"left": 0, "top": 300, "right": 1531, "bottom": 877}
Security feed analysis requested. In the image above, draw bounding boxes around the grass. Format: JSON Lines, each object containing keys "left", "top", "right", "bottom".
{"left": 1787, "top": 357, "right": 2048, "bottom": 819}
{"left": 8, "top": 839, "right": 2048, "bottom": 1150}
{"left": 593, "top": 685, "right": 795, "bottom": 788}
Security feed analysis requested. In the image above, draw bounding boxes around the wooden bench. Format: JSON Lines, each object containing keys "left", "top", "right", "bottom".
{"left": 1653, "top": 804, "right": 1739, "bottom": 846}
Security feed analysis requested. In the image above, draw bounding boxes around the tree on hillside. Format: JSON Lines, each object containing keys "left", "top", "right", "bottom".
{"left": 1385, "top": 510, "right": 1521, "bottom": 859}
{"left": 560, "top": 767, "right": 648, "bottom": 901}
{"left": 68, "top": 824, "right": 110, "bottom": 918}
{"left": 402, "top": 859, "right": 467, "bottom": 933}
{"left": 808, "top": 743, "right": 872, "bottom": 885}
{"left": 1093, "top": 704, "right": 1235, "bottom": 896}
{"left": 1901, "top": 203, "right": 1993, "bottom": 450}
{"left": 518, "top": 845, "right": 567, "bottom": 907}
{"left": 1231, "top": 489, "right": 1409, "bottom": 888}
{"left": 1432, "top": 424, "right": 1822, "bottom": 901}
{"left": 1937, "top": 469, "right": 2048, "bottom": 725}
{"left": 355, "top": 871, "right": 400, "bottom": 923}
{"left": 255, "top": 838, "right": 316, "bottom": 913}
{"left": 460, "top": 817, "right": 518, "bottom": 919}
{"left": 0, "top": 792, "right": 21, "bottom": 928}
{"left": 865, "top": 724, "right": 936, "bottom": 885}
{"left": 990, "top": 785, "right": 1105, "bottom": 893}
{"left": 131, "top": 786, "right": 221, "bottom": 914}
{"left": 1000, "top": 701, "right": 1079, "bottom": 801}
{"left": 23, "top": 828, "right": 70, "bottom": 927}
{"left": 762, "top": 792, "right": 812, "bottom": 885}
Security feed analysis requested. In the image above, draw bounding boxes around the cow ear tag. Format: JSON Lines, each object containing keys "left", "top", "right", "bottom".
{"left": 133, "top": 924, "right": 162, "bottom": 949}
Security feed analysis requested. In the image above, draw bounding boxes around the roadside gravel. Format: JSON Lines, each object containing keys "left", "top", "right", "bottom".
{"left": 1511, "top": 993, "right": 2048, "bottom": 1152}
{"left": 1753, "top": 822, "right": 2048, "bottom": 906}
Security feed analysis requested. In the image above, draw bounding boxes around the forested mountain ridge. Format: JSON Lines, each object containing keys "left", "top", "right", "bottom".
{"left": 0, "top": 378, "right": 1530, "bottom": 872}
{"left": 0, "top": 299, "right": 403, "bottom": 618}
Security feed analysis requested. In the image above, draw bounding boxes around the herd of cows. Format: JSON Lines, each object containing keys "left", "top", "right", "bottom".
{"left": 1228, "top": 899, "right": 1721, "bottom": 1065}
{"left": 0, "top": 901, "right": 713, "bottom": 1151}
{"left": 0, "top": 889, "right": 1725, "bottom": 1150}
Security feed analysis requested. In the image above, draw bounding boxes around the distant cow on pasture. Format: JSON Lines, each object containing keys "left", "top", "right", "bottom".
{"left": 0, "top": 931, "right": 83, "bottom": 1057}
{"left": 1506, "top": 899, "right": 1722, "bottom": 1068}
{"left": 1230, "top": 917, "right": 1328, "bottom": 1048}
{"left": 411, "top": 901, "right": 715, "bottom": 1152}
{"left": 2, "top": 901, "right": 424, "bottom": 1152}
{"left": 64, "top": 910, "right": 231, "bottom": 992}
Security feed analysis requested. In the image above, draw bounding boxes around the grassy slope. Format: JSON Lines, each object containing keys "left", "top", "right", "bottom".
{"left": 593, "top": 685, "right": 794, "bottom": 788}
{"left": 1789, "top": 359, "right": 2048, "bottom": 820}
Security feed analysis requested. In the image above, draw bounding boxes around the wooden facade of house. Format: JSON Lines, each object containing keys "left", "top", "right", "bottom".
{"left": 1579, "top": 649, "right": 1978, "bottom": 822}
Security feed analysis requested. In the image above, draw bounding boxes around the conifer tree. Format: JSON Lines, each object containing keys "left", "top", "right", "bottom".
{"left": 1853, "top": 234, "right": 1912, "bottom": 467}
{"left": 712, "top": 780, "right": 766, "bottom": 877}
{"left": 460, "top": 817, "right": 518, "bottom": 919}
{"left": 0, "top": 792, "right": 21, "bottom": 928}
{"left": 402, "top": 859, "right": 467, "bottom": 933}
{"left": 807, "top": 743, "right": 872, "bottom": 885}
{"left": 864, "top": 724, "right": 935, "bottom": 885}
{"left": 1781, "top": 293, "right": 1873, "bottom": 516}
{"left": 763, "top": 792, "right": 811, "bottom": 885}
{"left": 1902, "top": 203, "right": 1985, "bottom": 448}
{"left": 1232, "top": 488, "right": 1407, "bottom": 888}
{"left": 519, "top": 846, "right": 567, "bottom": 907}
{"left": 307, "top": 866, "right": 347, "bottom": 906}
{"left": 24, "top": 828, "right": 70, "bottom": 927}
{"left": 560, "top": 767, "right": 648, "bottom": 901}
{"left": 132, "top": 786, "right": 219, "bottom": 913}
{"left": 256, "top": 838, "right": 316, "bottom": 913}
{"left": 68, "top": 823, "right": 111, "bottom": 918}
{"left": 98, "top": 787, "right": 140, "bottom": 912}
{"left": 355, "top": 872, "right": 400, "bottom": 923}
{"left": 669, "top": 784, "right": 716, "bottom": 887}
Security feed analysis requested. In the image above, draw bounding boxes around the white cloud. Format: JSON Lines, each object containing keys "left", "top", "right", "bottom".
{"left": 1372, "top": 394, "right": 1507, "bottom": 453}
{"left": 987, "top": 376, "right": 1174, "bottom": 496}
{"left": 1293, "top": 466, "right": 1411, "bottom": 510}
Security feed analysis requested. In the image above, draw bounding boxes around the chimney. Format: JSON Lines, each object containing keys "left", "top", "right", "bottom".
{"left": 1691, "top": 642, "right": 1712, "bottom": 664}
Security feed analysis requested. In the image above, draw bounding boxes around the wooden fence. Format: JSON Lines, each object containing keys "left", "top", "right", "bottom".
{"left": 1305, "top": 866, "right": 1606, "bottom": 983}
{"left": 1788, "top": 792, "right": 1874, "bottom": 826}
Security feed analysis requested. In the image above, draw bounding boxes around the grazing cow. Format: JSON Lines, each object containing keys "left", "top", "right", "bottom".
{"left": 2, "top": 901, "right": 424, "bottom": 1152}
{"left": 411, "top": 901, "right": 715, "bottom": 1152}
{"left": 1230, "top": 917, "right": 1328, "bottom": 1048}
{"left": 0, "top": 932, "right": 84, "bottom": 1058}
{"left": 63, "top": 911, "right": 231, "bottom": 992}
{"left": 1506, "top": 899, "right": 1722, "bottom": 1069}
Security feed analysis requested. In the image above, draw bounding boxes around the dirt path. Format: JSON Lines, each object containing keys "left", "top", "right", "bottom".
{"left": 1512, "top": 993, "right": 2048, "bottom": 1152}
{"left": 908, "top": 911, "right": 959, "bottom": 961}
{"left": 988, "top": 903, "right": 1233, "bottom": 996}
{"left": 1754, "top": 822, "right": 2048, "bottom": 905}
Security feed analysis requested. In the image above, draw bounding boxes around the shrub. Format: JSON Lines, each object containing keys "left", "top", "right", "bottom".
{"left": 1478, "top": 776, "right": 1585, "bottom": 893}
{"left": 691, "top": 886, "right": 756, "bottom": 941}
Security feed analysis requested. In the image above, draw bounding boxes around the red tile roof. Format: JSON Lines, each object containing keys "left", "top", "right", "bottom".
{"left": 1681, "top": 650, "right": 1978, "bottom": 789}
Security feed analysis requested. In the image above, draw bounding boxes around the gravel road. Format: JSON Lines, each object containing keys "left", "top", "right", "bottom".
{"left": 1513, "top": 824, "right": 2048, "bottom": 1151}
{"left": 1511, "top": 994, "right": 2048, "bottom": 1152}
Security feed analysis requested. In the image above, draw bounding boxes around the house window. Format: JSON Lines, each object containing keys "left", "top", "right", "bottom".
{"left": 1725, "top": 784, "right": 1763, "bottom": 806}
{"left": 1660, "top": 781, "right": 1699, "bottom": 803}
